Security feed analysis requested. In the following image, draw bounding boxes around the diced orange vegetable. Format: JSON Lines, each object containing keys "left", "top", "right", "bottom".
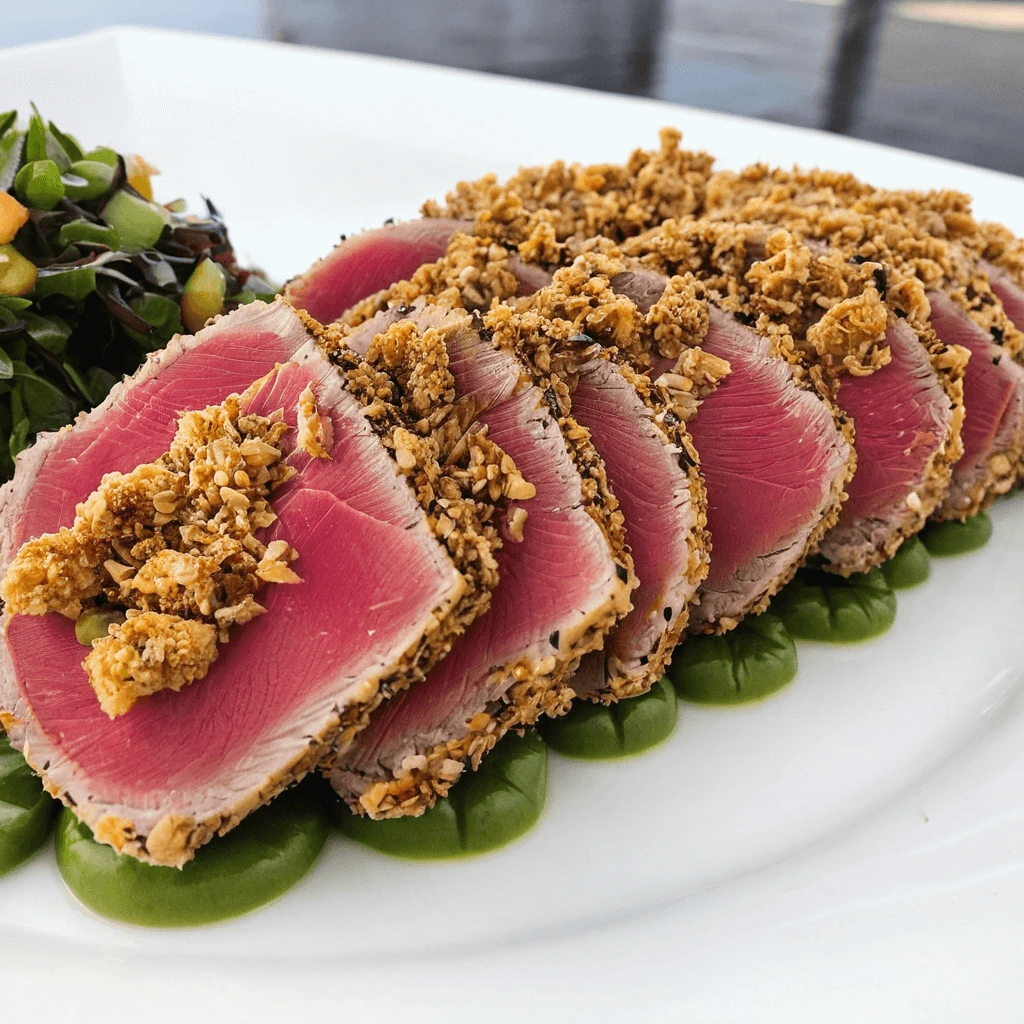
{"left": 0, "top": 244, "right": 38, "bottom": 297}
{"left": 0, "top": 192, "right": 30, "bottom": 245}
{"left": 126, "top": 155, "right": 159, "bottom": 201}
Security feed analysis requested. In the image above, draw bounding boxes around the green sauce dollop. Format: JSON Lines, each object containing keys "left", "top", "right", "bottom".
{"left": 334, "top": 730, "right": 546, "bottom": 859}
{"left": 880, "top": 536, "right": 931, "bottom": 589}
{"left": 538, "top": 676, "right": 677, "bottom": 758}
{"left": 0, "top": 735, "right": 57, "bottom": 876}
{"left": 56, "top": 782, "right": 330, "bottom": 926}
{"left": 669, "top": 612, "right": 798, "bottom": 704}
{"left": 771, "top": 566, "right": 896, "bottom": 642}
{"left": 920, "top": 511, "right": 992, "bottom": 556}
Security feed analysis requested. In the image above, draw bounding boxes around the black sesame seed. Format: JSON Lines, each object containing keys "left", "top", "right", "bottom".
{"left": 545, "top": 387, "right": 561, "bottom": 420}
{"left": 873, "top": 268, "right": 887, "bottom": 295}
{"left": 616, "top": 564, "right": 629, "bottom": 583}
{"left": 394, "top": 304, "right": 413, "bottom": 316}
{"left": 663, "top": 410, "right": 680, "bottom": 428}
{"left": 549, "top": 630, "right": 560, "bottom": 649}
{"left": 850, "top": 254, "right": 868, "bottom": 265}
{"left": 569, "top": 332, "right": 593, "bottom": 344}
{"left": 678, "top": 447, "right": 696, "bottom": 470}
{"left": 663, "top": 607, "right": 673, "bottom": 622}
{"left": 991, "top": 325, "right": 1005, "bottom": 344}
{"left": 639, "top": 655, "right": 649, "bottom": 666}
{"left": 383, "top": 217, "right": 395, "bottom": 226}
{"left": 993, "top": 354, "right": 1002, "bottom": 365}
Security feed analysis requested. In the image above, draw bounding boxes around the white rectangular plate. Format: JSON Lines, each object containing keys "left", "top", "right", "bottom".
{"left": 2, "top": 28, "right": 1024, "bottom": 1023}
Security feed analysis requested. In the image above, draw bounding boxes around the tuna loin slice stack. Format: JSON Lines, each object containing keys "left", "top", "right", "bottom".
{"left": 687, "top": 307, "right": 851, "bottom": 631}
{"left": 331, "top": 302, "right": 631, "bottom": 816}
{"left": 817, "top": 319, "right": 955, "bottom": 573}
{"left": 0, "top": 302, "right": 468, "bottom": 866}
{"left": 290, "top": 229, "right": 707, "bottom": 697}
{"left": 927, "top": 290, "right": 1024, "bottom": 518}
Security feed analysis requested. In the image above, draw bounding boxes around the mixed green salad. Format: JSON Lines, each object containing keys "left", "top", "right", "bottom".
{"left": 0, "top": 106, "right": 274, "bottom": 480}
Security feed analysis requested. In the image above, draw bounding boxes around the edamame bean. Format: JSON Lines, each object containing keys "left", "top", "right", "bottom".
{"left": 13, "top": 159, "right": 64, "bottom": 210}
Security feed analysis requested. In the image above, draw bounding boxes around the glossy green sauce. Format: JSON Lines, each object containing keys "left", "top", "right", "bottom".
{"left": 334, "top": 730, "right": 546, "bottom": 859}
{"left": 55, "top": 782, "right": 330, "bottom": 927}
{"left": 0, "top": 735, "right": 58, "bottom": 876}
{"left": 771, "top": 566, "right": 896, "bottom": 643}
{"left": 539, "top": 676, "right": 677, "bottom": 758}
{"left": 880, "top": 536, "right": 931, "bottom": 589}
{"left": 920, "top": 511, "right": 993, "bottom": 556}
{"left": 669, "top": 612, "right": 798, "bottom": 705}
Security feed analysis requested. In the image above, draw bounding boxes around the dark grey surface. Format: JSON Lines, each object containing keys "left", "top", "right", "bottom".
{"left": 3, "top": 0, "right": 1023, "bottom": 176}
{"left": 660, "top": 0, "right": 1024, "bottom": 176}
{"left": 263, "top": 0, "right": 667, "bottom": 94}
{"left": 852, "top": 9, "right": 1024, "bottom": 175}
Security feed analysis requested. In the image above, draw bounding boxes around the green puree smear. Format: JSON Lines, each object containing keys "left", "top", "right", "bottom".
{"left": 539, "top": 676, "right": 677, "bottom": 758}
{"left": 0, "top": 734, "right": 57, "bottom": 875}
{"left": 335, "top": 731, "right": 546, "bottom": 859}
{"left": 669, "top": 612, "right": 798, "bottom": 704}
{"left": 56, "top": 783, "right": 329, "bottom": 927}
{"left": 880, "top": 536, "right": 931, "bottom": 589}
{"left": 771, "top": 565, "right": 896, "bottom": 642}
{"left": 920, "top": 511, "right": 993, "bottom": 556}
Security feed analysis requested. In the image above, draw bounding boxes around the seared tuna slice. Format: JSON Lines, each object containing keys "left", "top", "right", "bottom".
{"left": 981, "top": 259, "right": 1024, "bottom": 335}
{"left": 686, "top": 307, "right": 851, "bottom": 629}
{"left": 0, "top": 302, "right": 497, "bottom": 866}
{"left": 284, "top": 222, "right": 549, "bottom": 330}
{"left": 284, "top": 218, "right": 465, "bottom": 324}
{"left": 329, "top": 302, "right": 632, "bottom": 817}
{"left": 817, "top": 319, "right": 957, "bottom": 572}
{"left": 927, "top": 291, "right": 1024, "bottom": 518}
{"left": 563, "top": 354, "right": 707, "bottom": 690}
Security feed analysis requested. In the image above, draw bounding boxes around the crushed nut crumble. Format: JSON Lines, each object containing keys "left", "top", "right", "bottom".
{"left": 1, "top": 389, "right": 308, "bottom": 718}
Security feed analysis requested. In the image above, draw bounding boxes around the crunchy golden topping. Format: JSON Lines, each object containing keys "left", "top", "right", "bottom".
{"left": 423, "top": 127, "right": 714, "bottom": 248}
{"left": 83, "top": 613, "right": 218, "bottom": 718}
{"left": 342, "top": 233, "right": 523, "bottom": 328}
{"left": 620, "top": 218, "right": 899, "bottom": 378}
{"left": 296, "top": 383, "right": 333, "bottom": 459}
{"left": 2, "top": 391, "right": 304, "bottom": 717}
{"left": 980, "top": 220, "right": 1024, "bottom": 287}
{"left": 703, "top": 164, "right": 1024, "bottom": 357}
{"left": 0, "top": 529, "right": 105, "bottom": 619}
{"left": 803, "top": 289, "right": 890, "bottom": 376}
{"left": 645, "top": 273, "right": 710, "bottom": 361}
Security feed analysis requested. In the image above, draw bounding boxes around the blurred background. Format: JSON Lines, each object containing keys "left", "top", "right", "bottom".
{"left": 3, "top": 0, "right": 1022, "bottom": 175}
